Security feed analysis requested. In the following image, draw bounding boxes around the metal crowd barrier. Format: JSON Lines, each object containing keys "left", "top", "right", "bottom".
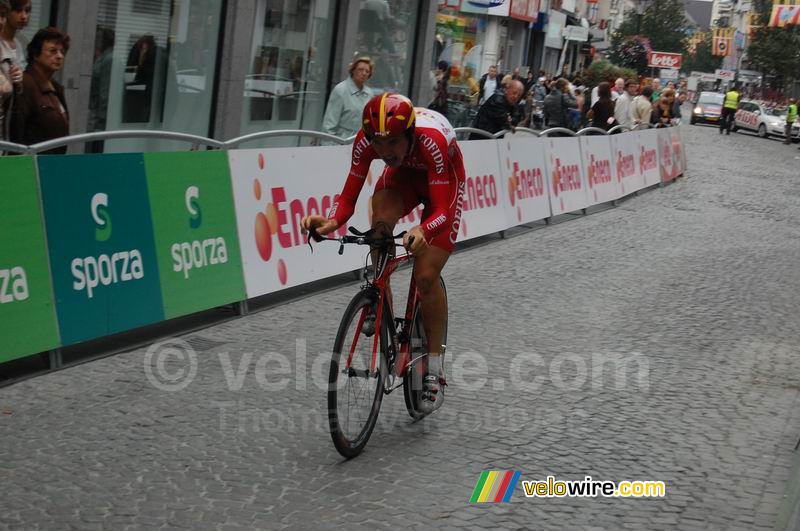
{"left": 2, "top": 122, "right": 662, "bottom": 154}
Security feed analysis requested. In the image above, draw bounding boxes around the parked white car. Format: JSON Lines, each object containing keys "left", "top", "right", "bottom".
{"left": 733, "top": 100, "right": 800, "bottom": 142}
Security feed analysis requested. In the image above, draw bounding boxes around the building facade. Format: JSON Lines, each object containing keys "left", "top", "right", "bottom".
{"left": 24, "top": 0, "right": 614, "bottom": 153}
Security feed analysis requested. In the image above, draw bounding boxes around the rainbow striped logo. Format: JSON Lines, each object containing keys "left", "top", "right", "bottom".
{"left": 470, "top": 471, "right": 521, "bottom": 502}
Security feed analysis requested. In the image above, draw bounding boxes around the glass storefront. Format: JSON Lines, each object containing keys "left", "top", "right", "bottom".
{"left": 354, "top": 0, "right": 420, "bottom": 95}
{"left": 433, "top": 7, "right": 487, "bottom": 126}
{"left": 86, "top": 0, "right": 223, "bottom": 152}
{"left": 239, "top": 0, "right": 337, "bottom": 147}
{"left": 19, "top": 0, "right": 53, "bottom": 42}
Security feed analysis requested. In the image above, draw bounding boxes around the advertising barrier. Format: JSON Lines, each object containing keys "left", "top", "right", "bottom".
{"left": 229, "top": 145, "right": 369, "bottom": 299}
{"left": 657, "top": 128, "right": 678, "bottom": 182}
{"left": 637, "top": 129, "right": 661, "bottom": 187}
{"left": 498, "top": 136, "right": 551, "bottom": 225}
{"left": 145, "top": 151, "right": 246, "bottom": 319}
{"left": 580, "top": 135, "right": 619, "bottom": 204}
{"left": 0, "top": 157, "right": 60, "bottom": 362}
{"left": 610, "top": 133, "right": 645, "bottom": 197}
{"left": 458, "top": 140, "right": 508, "bottom": 240}
{"left": 545, "top": 137, "right": 589, "bottom": 216}
{"left": 1, "top": 126, "right": 686, "bottom": 364}
{"left": 38, "top": 154, "right": 165, "bottom": 346}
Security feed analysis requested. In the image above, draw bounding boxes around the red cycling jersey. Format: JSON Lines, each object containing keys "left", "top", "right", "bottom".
{"left": 328, "top": 108, "right": 466, "bottom": 251}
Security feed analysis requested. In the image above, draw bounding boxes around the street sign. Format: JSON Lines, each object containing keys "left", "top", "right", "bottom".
{"left": 715, "top": 69, "right": 735, "bottom": 81}
{"left": 562, "top": 25, "right": 589, "bottom": 41}
{"left": 647, "top": 51, "right": 682, "bottom": 69}
{"left": 660, "top": 68, "right": 679, "bottom": 80}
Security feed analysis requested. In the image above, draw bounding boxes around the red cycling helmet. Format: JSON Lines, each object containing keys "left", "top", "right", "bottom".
{"left": 362, "top": 93, "right": 416, "bottom": 139}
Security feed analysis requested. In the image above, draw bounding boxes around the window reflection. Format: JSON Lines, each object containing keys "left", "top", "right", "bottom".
{"left": 241, "top": 0, "right": 336, "bottom": 147}
{"left": 87, "top": 0, "right": 222, "bottom": 152}
{"left": 355, "top": 0, "right": 419, "bottom": 94}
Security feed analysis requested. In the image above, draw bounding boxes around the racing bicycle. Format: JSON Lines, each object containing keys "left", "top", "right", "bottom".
{"left": 308, "top": 227, "right": 448, "bottom": 459}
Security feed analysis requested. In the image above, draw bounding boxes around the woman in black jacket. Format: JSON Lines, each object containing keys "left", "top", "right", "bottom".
{"left": 589, "top": 82, "right": 616, "bottom": 130}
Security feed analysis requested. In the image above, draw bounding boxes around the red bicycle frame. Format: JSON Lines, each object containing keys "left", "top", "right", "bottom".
{"left": 344, "top": 252, "right": 420, "bottom": 379}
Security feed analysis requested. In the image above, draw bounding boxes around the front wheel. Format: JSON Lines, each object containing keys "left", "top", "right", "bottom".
{"left": 328, "top": 291, "right": 386, "bottom": 458}
{"left": 403, "top": 278, "right": 448, "bottom": 420}
{"left": 758, "top": 124, "right": 768, "bottom": 138}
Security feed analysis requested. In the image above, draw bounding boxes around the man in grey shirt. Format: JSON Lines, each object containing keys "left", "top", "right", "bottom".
{"left": 321, "top": 56, "right": 374, "bottom": 139}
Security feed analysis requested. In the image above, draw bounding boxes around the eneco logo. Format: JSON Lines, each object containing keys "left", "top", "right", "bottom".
{"left": 92, "top": 193, "right": 112, "bottom": 242}
{"left": 251, "top": 153, "right": 345, "bottom": 286}
{"left": 639, "top": 146, "right": 657, "bottom": 173}
{"left": 587, "top": 154, "right": 611, "bottom": 188}
{"left": 72, "top": 193, "right": 144, "bottom": 299}
{"left": 551, "top": 158, "right": 582, "bottom": 196}
{"left": 170, "top": 186, "right": 229, "bottom": 279}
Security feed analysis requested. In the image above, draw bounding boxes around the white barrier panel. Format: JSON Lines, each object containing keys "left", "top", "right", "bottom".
{"left": 229, "top": 146, "right": 370, "bottom": 298}
{"left": 458, "top": 140, "right": 509, "bottom": 240}
{"left": 637, "top": 129, "right": 660, "bottom": 187}
{"left": 610, "top": 132, "right": 646, "bottom": 196}
{"left": 580, "top": 135, "right": 619, "bottom": 205}
{"left": 498, "top": 136, "right": 551, "bottom": 225}
{"left": 544, "top": 137, "right": 590, "bottom": 215}
{"left": 671, "top": 127, "right": 687, "bottom": 175}
{"left": 657, "top": 128, "right": 678, "bottom": 182}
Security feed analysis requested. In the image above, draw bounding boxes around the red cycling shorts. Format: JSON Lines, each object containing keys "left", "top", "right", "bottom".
{"left": 373, "top": 166, "right": 465, "bottom": 253}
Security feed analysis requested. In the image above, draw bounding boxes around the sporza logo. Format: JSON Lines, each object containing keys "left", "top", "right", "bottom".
{"left": 72, "top": 192, "right": 145, "bottom": 299}
{"left": 171, "top": 185, "right": 229, "bottom": 279}
{"left": 186, "top": 186, "right": 202, "bottom": 229}
{"left": 92, "top": 192, "right": 112, "bottom": 241}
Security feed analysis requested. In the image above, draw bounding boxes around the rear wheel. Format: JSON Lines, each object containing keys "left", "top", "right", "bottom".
{"left": 403, "top": 278, "right": 448, "bottom": 420}
{"left": 328, "top": 291, "right": 386, "bottom": 458}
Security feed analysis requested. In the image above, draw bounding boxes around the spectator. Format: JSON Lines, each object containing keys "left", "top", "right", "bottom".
{"left": 612, "top": 78, "right": 624, "bottom": 100}
{"left": 0, "top": 0, "right": 29, "bottom": 70}
{"left": 87, "top": 26, "right": 114, "bottom": 152}
{"left": 663, "top": 88, "right": 677, "bottom": 123}
{"left": 470, "top": 79, "right": 524, "bottom": 140}
{"left": 614, "top": 79, "right": 638, "bottom": 130}
{"left": 427, "top": 59, "right": 449, "bottom": 116}
{"left": 785, "top": 97, "right": 797, "bottom": 145}
{"left": 543, "top": 78, "right": 578, "bottom": 129}
{"left": 651, "top": 97, "right": 672, "bottom": 127}
{"left": 511, "top": 66, "right": 522, "bottom": 81}
{"left": 532, "top": 76, "right": 547, "bottom": 103}
{"left": 632, "top": 86, "right": 654, "bottom": 127}
{"left": 478, "top": 64, "right": 501, "bottom": 105}
{"left": 589, "top": 82, "right": 616, "bottom": 130}
{"left": 11, "top": 27, "right": 70, "bottom": 153}
{"left": 523, "top": 70, "right": 535, "bottom": 97}
{"left": 666, "top": 81, "right": 676, "bottom": 90}
{"left": 651, "top": 78, "right": 662, "bottom": 102}
{"left": 321, "top": 56, "right": 373, "bottom": 138}
{"left": 1, "top": 0, "right": 23, "bottom": 149}
{"left": 671, "top": 90, "right": 685, "bottom": 121}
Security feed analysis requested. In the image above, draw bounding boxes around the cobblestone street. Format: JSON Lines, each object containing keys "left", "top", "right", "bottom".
{"left": 2, "top": 124, "right": 800, "bottom": 530}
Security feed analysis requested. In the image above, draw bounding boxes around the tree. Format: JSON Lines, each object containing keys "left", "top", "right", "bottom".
{"left": 746, "top": 0, "right": 800, "bottom": 91}
{"left": 681, "top": 38, "right": 722, "bottom": 74}
{"left": 609, "top": 0, "right": 690, "bottom": 75}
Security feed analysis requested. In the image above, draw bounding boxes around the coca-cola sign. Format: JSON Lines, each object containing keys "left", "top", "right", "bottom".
{"left": 647, "top": 51, "right": 682, "bottom": 69}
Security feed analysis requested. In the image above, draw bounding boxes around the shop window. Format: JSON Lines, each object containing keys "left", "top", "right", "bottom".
{"left": 354, "top": 0, "right": 420, "bottom": 95}
{"left": 86, "top": 0, "right": 223, "bottom": 152}
{"left": 240, "top": 0, "right": 337, "bottom": 147}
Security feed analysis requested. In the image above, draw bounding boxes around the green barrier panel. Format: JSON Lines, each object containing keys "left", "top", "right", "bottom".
{"left": 0, "top": 157, "right": 60, "bottom": 362}
{"left": 144, "top": 151, "right": 246, "bottom": 318}
{"left": 38, "top": 154, "right": 164, "bottom": 346}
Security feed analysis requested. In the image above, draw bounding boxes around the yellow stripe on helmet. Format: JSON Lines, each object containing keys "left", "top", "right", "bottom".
{"left": 379, "top": 93, "right": 389, "bottom": 135}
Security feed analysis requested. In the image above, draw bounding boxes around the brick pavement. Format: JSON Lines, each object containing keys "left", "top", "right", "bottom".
{"left": 2, "top": 124, "right": 800, "bottom": 530}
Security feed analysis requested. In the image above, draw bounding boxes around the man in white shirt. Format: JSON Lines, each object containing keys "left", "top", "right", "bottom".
{"left": 613, "top": 79, "right": 639, "bottom": 130}
{"left": 479, "top": 65, "right": 500, "bottom": 105}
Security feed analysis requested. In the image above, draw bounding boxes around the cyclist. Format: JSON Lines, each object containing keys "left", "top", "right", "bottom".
{"left": 301, "top": 93, "right": 466, "bottom": 412}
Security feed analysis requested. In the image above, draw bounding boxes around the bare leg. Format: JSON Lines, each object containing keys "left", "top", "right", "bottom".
{"left": 413, "top": 246, "right": 450, "bottom": 361}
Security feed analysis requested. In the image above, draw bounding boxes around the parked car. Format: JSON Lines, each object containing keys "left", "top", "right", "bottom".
{"left": 733, "top": 100, "right": 800, "bottom": 142}
{"left": 690, "top": 92, "right": 724, "bottom": 125}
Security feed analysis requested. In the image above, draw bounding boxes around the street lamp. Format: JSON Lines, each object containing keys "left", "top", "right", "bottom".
{"left": 635, "top": 0, "right": 652, "bottom": 35}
